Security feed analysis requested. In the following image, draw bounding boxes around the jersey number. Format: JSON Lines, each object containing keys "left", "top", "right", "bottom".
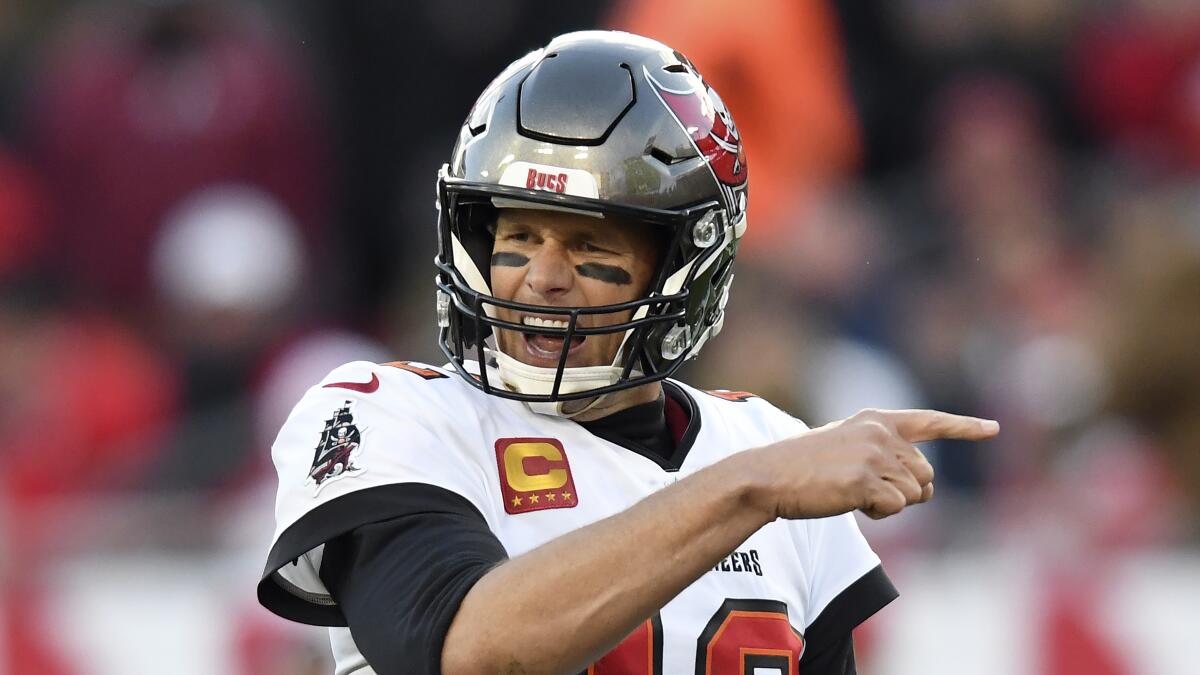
{"left": 382, "top": 360, "right": 447, "bottom": 380}
{"left": 587, "top": 599, "right": 804, "bottom": 675}
{"left": 588, "top": 613, "right": 662, "bottom": 675}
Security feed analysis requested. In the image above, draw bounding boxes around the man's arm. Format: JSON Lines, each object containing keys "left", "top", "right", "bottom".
{"left": 441, "top": 409, "right": 998, "bottom": 675}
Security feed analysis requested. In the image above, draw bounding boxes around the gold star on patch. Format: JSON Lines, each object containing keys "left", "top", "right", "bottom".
{"left": 511, "top": 496, "right": 522, "bottom": 507}
{"left": 528, "top": 494, "right": 539, "bottom": 504}
{"left": 545, "top": 492, "right": 556, "bottom": 501}
{"left": 561, "top": 492, "right": 572, "bottom": 501}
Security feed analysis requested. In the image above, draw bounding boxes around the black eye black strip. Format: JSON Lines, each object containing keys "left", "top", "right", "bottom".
{"left": 576, "top": 263, "right": 632, "bottom": 285}
{"left": 490, "top": 252, "right": 530, "bottom": 267}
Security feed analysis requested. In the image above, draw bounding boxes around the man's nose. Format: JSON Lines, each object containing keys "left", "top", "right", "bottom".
{"left": 524, "top": 241, "right": 574, "bottom": 300}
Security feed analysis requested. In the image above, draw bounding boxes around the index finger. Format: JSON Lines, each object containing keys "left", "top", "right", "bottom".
{"left": 884, "top": 409, "right": 999, "bottom": 443}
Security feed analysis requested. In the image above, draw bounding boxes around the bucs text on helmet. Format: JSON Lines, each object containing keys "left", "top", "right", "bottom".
{"left": 434, "top": 30, "right": 748, "bottom": 414}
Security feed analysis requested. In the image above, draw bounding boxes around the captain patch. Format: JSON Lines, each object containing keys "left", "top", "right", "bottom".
{"left": 495, "top": 437, "right": 579, "bottom": 515}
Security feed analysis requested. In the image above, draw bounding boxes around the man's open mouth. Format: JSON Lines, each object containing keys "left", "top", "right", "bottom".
{"left": 522, "top": 316, "right": 586, "bottom": 358}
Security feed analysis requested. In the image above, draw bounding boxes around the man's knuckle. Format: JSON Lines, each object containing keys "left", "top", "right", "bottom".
{"left": 853, "top": 408, "right": 884, "bottom": 424}
{"left": 858, "top": 419, "right": 892, "bottom": 444}
{"left": 923, "top": 415, "right": 946, "bottom": 436}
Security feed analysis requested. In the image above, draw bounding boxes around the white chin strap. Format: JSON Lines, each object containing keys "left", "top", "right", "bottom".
{"left": 490, "top": 348, "right": 631, "bottom": 418}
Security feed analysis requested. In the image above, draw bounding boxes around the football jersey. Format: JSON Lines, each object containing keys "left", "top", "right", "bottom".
{"left": 258, "top": 360, "right": 895, "bottom": 674}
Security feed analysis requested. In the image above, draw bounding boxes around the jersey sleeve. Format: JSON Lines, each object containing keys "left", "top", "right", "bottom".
{"left": 257, "top": 360, "right": 498, "bottom": 626}
{"left": 768, "top": 409, "right": 898, "bottom": 648}
{"left": 318, "top": 507, "right": 508, "bottom": 675}
{"left": 800, "top": 513, "right": 897, "bottom": 646}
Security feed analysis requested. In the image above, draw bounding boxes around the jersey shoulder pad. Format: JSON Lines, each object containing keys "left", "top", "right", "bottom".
{"left": 316, "top": 359, "right": 452, "bottom": 392}
{"left": 314, "top": 359, "right": 471, "bottom": 416}
{"left": 269, "top": 360, "right": 491, "bottom": 533}
{"left": 676, "top": 379, "right": 810, "bottom": 442}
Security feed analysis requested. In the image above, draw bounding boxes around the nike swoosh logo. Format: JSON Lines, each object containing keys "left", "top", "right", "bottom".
{"left": 323, "top": 373, "right": 379, "bottom": 393}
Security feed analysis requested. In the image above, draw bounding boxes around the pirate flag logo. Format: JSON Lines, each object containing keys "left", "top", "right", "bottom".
{"left": 308, "top": 401, "right": 362, "bottom": 488}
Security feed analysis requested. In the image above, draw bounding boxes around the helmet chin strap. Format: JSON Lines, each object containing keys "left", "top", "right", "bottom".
{"left": 489, "top": 348, "right": 629, "bottom": 418}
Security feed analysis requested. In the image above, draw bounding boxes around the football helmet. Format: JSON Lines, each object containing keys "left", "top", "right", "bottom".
{"left": 435, "top": 31, "right": 747, "bottom": 413}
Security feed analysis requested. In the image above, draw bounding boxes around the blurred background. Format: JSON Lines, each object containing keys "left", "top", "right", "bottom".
{"left": 1, "top": 0, "right": 1198, "bottom": 673}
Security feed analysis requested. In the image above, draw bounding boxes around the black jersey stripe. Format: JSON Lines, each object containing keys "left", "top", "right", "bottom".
{"left": 803, "top": 564, "right": 898, "bottom": 650}
{"left": 258, "top": 482, "right": 487, "bottom": 626}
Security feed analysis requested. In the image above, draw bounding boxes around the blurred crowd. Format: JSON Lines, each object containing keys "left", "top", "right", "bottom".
{"left": 1, "top": 0, "right": 1199, "bottom": 673}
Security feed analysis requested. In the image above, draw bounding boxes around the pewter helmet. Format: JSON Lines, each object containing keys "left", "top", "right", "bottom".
{"left": 435, "top": 30, "right": 747, "bottom": 403}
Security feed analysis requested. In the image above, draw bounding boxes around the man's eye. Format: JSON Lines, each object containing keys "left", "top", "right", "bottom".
{"left": 581, "top": 241, "right": 612, "bottom": 253}
{"left": 505, "top": 232, "right": 530, "bottom": 242}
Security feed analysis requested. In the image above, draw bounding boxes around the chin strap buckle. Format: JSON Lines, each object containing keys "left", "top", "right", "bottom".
{"left": 436, "top": 290, "right": 451, "bottom": 327}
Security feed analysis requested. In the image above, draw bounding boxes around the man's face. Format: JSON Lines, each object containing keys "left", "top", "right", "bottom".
{"left": 490, "top": 208, "right": 660, "bottom": 369}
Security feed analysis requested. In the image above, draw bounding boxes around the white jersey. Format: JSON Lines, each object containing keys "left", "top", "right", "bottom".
{"left": 258, "top": 360, "right": 893, "bottom": 674}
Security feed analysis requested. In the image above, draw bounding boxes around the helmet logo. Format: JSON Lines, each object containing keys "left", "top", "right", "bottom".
{"left": 526, "top": 168, "right": 569, "bottom": 193}
{"left": 498, "top": 162, "right": 599, "bottom": 198}
{"left": 645, "top": 66, "right": 747, "bottom": 187}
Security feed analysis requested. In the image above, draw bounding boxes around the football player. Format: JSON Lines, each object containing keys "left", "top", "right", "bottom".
{"left": 258, "top": 31, "right": 999, "bottom": 675}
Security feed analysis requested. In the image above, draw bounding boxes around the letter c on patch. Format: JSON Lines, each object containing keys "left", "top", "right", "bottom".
{"left": 503, "top": 442, "right": 568, "bottom": 492}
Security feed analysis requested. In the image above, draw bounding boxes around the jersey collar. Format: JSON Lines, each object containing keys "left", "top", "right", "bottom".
{"left": 575, "top": 380, "right": 701, "bottom": 472}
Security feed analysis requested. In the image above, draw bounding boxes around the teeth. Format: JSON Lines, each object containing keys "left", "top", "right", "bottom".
{"left": 523, "top": 316, "right": 569, "bottom": 329}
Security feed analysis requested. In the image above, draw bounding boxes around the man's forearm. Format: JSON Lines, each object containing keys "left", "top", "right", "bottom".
{"left": 441, "top": 450, "right": 772, "bottom": 675}
{"left": 440, "top": 407, "right": 997, "bottom": 674}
